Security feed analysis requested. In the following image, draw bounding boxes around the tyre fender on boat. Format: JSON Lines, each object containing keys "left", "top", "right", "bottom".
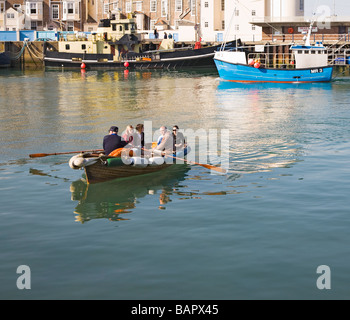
{"left": 148, "top": 157, "right": 165, "bottom": 166}
{"left": 130, "top": 157, "right": 148, "bottom": 167}
{"left": 69, "top": 155, "right": 98, "bottom": 169}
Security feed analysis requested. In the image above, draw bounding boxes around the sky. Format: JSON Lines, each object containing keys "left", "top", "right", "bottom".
{"left": 305, "top": 0, "right": 350, "bottom": 16}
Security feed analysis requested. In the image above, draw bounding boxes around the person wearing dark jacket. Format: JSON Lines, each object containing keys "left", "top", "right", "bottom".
{"left": 103, "top": 126, "right": 127, "bottom": 155}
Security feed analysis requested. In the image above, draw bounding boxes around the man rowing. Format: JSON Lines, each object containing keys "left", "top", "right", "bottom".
{"left": 103, "top": 126, "right": 128, "bottom": 155}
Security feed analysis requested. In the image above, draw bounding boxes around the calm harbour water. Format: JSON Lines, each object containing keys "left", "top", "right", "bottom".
{"left": 1, "top": 67, "right": 350, "bottom": 300}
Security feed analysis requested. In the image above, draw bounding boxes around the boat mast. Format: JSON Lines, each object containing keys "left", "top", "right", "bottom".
{"left": 220, "top": 1, "right": 237, "bottom": 52}
{"left": 305, "top": 13, "right": 316, "bottom": 46}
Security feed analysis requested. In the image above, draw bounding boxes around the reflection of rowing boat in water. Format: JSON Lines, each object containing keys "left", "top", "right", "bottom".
{"left": 70, "top": 165, "right": 190, "bottom": 223}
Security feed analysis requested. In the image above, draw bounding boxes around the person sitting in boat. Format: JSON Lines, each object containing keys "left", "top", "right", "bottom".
{"left": 103, "top": 126, "right": 128, "bottom": 156}
{"left": 133, "top": 123, "right": 144, "bottom": 148}
{"left": 172, "top": 125, "right": 186, "bottom": 153}
{"left": 153, "top": 126, "right": 173, "bottom": 156}
{"left": 122, "top": 125, "right": 134, "bottom": 144}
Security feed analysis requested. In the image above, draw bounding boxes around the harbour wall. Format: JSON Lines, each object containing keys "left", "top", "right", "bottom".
{"left": 2, "top": 41, "right": 58, "bottom": 68}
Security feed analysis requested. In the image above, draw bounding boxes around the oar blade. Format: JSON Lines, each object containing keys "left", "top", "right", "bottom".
{"left": 199, "top": 163, "right": 227, "bottom": 173}
{"left": 29, "top": 153, "right": 49, "bottom": 158}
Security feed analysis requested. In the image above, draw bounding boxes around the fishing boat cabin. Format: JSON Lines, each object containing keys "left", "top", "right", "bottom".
{"left": 56, "top": 12, "right": 143, "bottom": 61}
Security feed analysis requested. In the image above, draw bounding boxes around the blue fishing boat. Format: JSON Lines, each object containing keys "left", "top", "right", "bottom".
{"left": 214, "top": 20, "right": 333, "bottom": 84}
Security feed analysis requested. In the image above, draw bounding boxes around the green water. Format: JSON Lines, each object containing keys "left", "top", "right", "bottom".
{"left": 1, "top": 68, "right": 350, "bottom": 299}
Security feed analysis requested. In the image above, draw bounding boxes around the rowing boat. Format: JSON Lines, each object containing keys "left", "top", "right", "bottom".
{"left": 69, "top": 147, "right": 191, "bottom": 184}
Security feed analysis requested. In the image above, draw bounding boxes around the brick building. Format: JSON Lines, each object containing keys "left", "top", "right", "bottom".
{"left": 0, "top": 0, "right": 201, "bottom": 34}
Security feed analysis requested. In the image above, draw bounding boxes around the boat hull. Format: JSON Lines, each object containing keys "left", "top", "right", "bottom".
{"left": 84, "top": 160, "right": 175, "bottom": 184}
{"left": 44, "top": 41, "right": 239, "bottom": 70}
{"left": 214, "top": 59, "right": 333, "bottom": 83}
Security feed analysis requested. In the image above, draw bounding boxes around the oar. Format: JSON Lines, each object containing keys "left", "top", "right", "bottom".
{"left": 29, "top": 149, "right": 104, "bottom": 158}
{"left": 143, "top": 148, "right": 226, "bottom": 174}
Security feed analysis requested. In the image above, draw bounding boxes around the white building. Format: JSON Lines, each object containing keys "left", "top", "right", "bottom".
{"left": 200, "top": 0, "right": 305, "bottom": 43}
{"left": 264, "top": 0, "right": 304, "bottom": 20}
{"left": 224, "top": 0, "right": 264, "bottom": 42}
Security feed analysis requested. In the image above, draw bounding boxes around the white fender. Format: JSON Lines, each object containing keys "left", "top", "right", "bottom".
{"left": 69, "top": 155, "right": 98, "bottom": 169}
{"left": 148, "top": 157, "right": 165, "bottom": 166}
{"left": 69, "top": 155, "right": 84, "bottom": 169}
{"left": 131, "top": 157, "right": 148, "bottom": 168}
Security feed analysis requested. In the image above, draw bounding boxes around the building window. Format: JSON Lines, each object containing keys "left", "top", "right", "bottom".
{"left": 252, "top": 25, "right": 256, "bottom": 30}
{"left": 135, "top": 1, "right": 142, "bottom": 11}
{"left": 252, "top": 10, "right": 256, "bottom": 16}
{"left": 205, "top": 22, "right": 208, "bottom": 28}
{"left": 222, "top": 20, "right": 225, "bottom": 29}
{"left": 235, "top": 24, "right": 239, "bottom": 31}
{"left": 82, "top": 44, "right": 86, "bottom": 50}
{"left": 126, "top": 1, "right": 131, "bottom": 12}
{"left": 175, "top": 0, "right": 181, "bottom": 11}
{"left": 7, "top": 13, "right": 15, "bottom": 19}
{"left": 191, "top": 0, "right": 195, "bottom": 15}
{"left": 150, "top": 19, "right": 156, "bottom": 30}
{"left": 234, "top": 9, "right": 239, "bottom": 16}
{"left": 161, "top": 0, "right": 167, "bottom": 17}
{"left": 66, "top": 44, "right": 70, "bottom": 50}
{"left": 0, "top": 2, "right": 5, "bottom": 13}
{"left": 221, "top": 0, "right": 224, "bottom": 11}
{"left": 52, "top": 4, "right": 59, "bottom": 19}
{"left": 204, "top": 2, "right": 208, "bottom": 8}
{"left": 67, "top": 21, "right": 74, "bottom": 31}
{"left": 30, "top": 2, "right": 37, "bottom": 14}
{"left": 67, "top": 3, "right": 74, "bottom": 14}
{"left": 300, "top": 0, "right": 304, "bottom": 11}
{"left": 104, "top": 3, "right": 109, "bottom": 14}
{"left": 150, "top": 0, "right": 156, "bottom": 12}
{"left": 31, "top": 21, "right": 37, "bottom": 30}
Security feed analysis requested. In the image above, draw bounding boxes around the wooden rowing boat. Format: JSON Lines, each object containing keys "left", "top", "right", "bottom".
{"left": 69, "top": 148, "right": 191, "bottom": 184}
{"left": 84, "top": 156, "right": 173, "bottom": 184}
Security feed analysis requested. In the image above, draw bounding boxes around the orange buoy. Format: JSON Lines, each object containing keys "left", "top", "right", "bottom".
{"left": 248, "top": 59, "right": 255, "bottom": 66}
{"left": 80, "top": 62, "right": 86, "bottom": 69}
{"left": 124, "top": 61, "right": 129, "bottom": 68}
{"left": 254, "top": 62, "right": 261, "bottom": 68}
{"left": 288, "top": 27, "right": 294, "bottom": 34}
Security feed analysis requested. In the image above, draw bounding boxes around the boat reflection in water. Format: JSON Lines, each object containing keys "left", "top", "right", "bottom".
{"left": 70, "top": 165, "right": 191, "bottom": 223}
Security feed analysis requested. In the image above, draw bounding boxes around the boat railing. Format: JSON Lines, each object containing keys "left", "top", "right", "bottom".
{"left": 247, "top": 53, "right": 296, "bottom": 69}
{"left": 263, "top": 33, "right": 350, "bottom": 44}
